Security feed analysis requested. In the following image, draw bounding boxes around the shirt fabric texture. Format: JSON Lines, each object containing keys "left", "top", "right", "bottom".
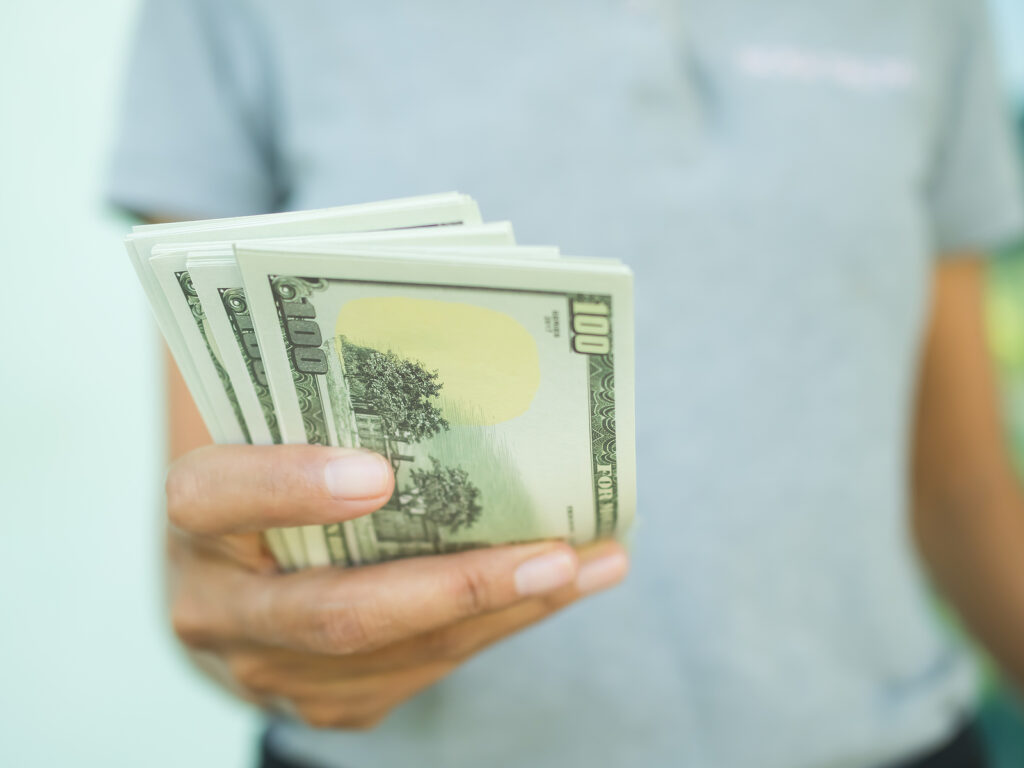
{"left": 110, "top": 1, "right": 1024, "bottom": 766}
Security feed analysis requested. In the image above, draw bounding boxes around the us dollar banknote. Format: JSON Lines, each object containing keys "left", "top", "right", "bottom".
{"left": 238, "top": 245, "right": 636, "bottom": 567}
{"left": 185, "top": 225, "right": 523, "bottom": 567}
{"left": 125, "top": 193, "right": 484, "bottom": 454}
{"left": 187, "top": 224, "right": 521, "bottom": 448}
{"left": 130, "top": 195, "right": 487, "bottom": 569}
{"left": 125, "top": 194, "right": 636, "bottom": 572}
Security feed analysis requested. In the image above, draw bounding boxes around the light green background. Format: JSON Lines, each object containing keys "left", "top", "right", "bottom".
{"left": 0, "top": 2, "right": 1020, "bottom": 767}
{"left": 0, "top": 2, "right": 258, "bottom": 766}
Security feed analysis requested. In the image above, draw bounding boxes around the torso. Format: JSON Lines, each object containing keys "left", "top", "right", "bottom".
{"left": 252, "top": 2, "right": 976, "bottom": 765}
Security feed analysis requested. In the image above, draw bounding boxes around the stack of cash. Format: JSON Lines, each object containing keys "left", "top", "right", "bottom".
{"left": 126, "top": 193, "right": 635, "bottom": 570}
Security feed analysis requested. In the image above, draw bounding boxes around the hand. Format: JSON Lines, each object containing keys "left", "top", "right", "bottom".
{"left": 165, "top": 445, "right": 629, "bottom": 730}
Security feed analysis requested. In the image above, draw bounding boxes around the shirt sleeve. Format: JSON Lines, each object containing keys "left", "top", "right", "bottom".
{"left": 107, "top": 0, "right": 279, "bottom": 220}
{"left": 927, "top": 0, "right": 1024, "bottom": 255}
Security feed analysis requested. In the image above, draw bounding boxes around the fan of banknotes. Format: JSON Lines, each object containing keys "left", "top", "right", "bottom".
{"left": 126, "top": 192, "right": 636, "bottom": 570}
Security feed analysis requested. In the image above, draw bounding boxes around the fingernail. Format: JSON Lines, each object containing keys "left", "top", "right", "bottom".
{"left": 576, "top": 551, "right": 628, "bottom": 594}
{"left": 324, "top": 452, "right": 391, "bottom": 500}
{"left": 514, "top": 550, "right": 577, "bottom": 596}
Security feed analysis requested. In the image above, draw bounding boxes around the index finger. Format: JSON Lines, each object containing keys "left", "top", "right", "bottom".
{"left": 166, "top": 444, "right": 395, "bottom": 535}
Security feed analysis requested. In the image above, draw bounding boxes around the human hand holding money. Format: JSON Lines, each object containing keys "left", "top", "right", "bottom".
{"left": 166, "top": 442, "right": 628, "bottom": 728}
{"left": 128, "top": 193, "right": 636, "bottom": 571}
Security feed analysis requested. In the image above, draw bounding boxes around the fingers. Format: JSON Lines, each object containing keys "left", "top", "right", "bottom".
{"left": 165, "top": 444, "right": 394, "bottom": 535}
{"left": 406, "top": 539, "right": 629, "bottom": 664}
{"left": 329, "top": 539, "right": 630, "bottom": 674}
{"left": 187, "top": 541, "right": 629, "bottom": 731}
{"left": 174, "top": 539, "right": 586, "bottom": 653}
{"left": 292, "top": 541, "right": 585, "bottom": 654}
{"left": 218, "top": 541, "right": 629, "bottom": 682}
{"left": 218, "top": 543, "right": 629, "bottom": 730}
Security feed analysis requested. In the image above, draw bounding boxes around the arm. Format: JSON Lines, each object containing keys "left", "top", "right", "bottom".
{"left": 912, "top": 256, "right": 1024, "bottom": 689}
{"left": 167, "top": 347, "right": 211, "bottom": 461}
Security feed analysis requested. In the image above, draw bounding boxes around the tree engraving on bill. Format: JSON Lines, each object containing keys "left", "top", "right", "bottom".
{"left": 269, "top": 274, "right": 623, "bottom": 563}
{"left": 174, "top": 270, "right": 251, "bottom": 444}
{"left": 271, "top": 273, "right": 491, "bottom": 562}
{"left": 219, "top": 287, "right": 282, "bottom": 443}
{"left": 340, "top": 337, "right": 486, "bottom": 560}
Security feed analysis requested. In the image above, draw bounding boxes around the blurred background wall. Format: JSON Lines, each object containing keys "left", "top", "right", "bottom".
{"left": 0, "top": 1, "right": 1020, "bottom": 766}
{"left": 0, "top": 1, "right": 259, "bottom": 765}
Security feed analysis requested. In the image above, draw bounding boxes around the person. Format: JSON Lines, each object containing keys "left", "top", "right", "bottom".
{"left": 109, "top": 1, "right": 1024, "bottom": 766}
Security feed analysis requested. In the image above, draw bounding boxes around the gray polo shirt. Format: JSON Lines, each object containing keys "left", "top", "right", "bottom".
{"left": 110, "top": 1, "right": 1024, "bottom": 766}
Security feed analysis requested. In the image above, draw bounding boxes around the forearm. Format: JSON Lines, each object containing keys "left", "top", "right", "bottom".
{"left": 167, "top": 346, "right": 212, "bottom": 462}
{"left": 915, "top": 469, "right": 1024, "bottom": 688}
{"left": 913, "top": 257, "right": 1024, "bottom": 689}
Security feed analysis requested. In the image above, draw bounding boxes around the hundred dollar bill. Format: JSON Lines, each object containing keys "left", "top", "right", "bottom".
{"left": 250, "top": 245, "right": 564, "bottom": 566}
{"left": 187, "top": 223, "right": 521, "bottom": 448}
{"left": 237, "top": 245, "right": 635, "bottom": 566}
{"left": 128, "top": 193, "right": 483, "bottom": 569}
{"left": 178, "top": 225, "right": 525, "bottom": 568}
{"left": 190, "top": 244, "right": 560, "bottom": 567}
{"left": 125, "top": 193, "right": 483, "bottom": 457}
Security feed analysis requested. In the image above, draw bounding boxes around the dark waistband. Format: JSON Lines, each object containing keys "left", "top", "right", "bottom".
{"left": 892, "top": 721, "right": 988, "bottom": 768}
{"left": 259, "top": 720, "right": 988, "bottom": 768}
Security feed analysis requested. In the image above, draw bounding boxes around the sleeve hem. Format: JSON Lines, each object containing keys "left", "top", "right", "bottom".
{"left": 106, "top": 146, "right": 276, "bottom": 222}
{"left": 934, "top": 205, "right": 1024, "bottom": 256}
